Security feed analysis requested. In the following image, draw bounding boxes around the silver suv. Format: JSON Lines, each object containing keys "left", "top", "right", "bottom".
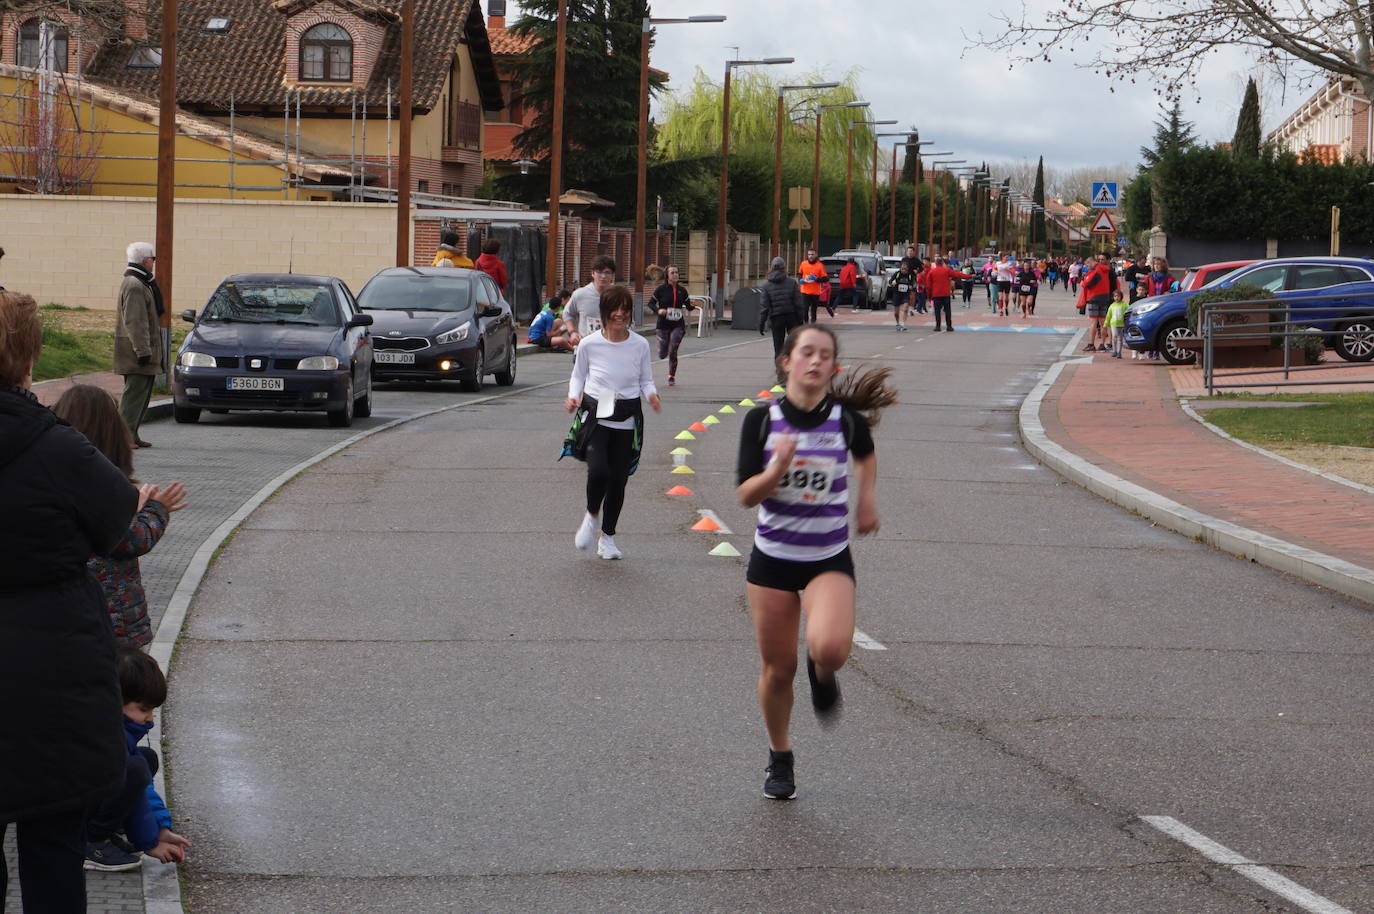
{"left": 827, "top": 249, "right": 888, "bottom": 307}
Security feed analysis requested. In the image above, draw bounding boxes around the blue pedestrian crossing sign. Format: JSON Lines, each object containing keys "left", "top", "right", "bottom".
{"left": 1091, "top": 182, "right": 1118, "bottom": 208}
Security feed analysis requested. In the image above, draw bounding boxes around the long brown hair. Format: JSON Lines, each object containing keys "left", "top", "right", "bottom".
{"left": 777, "top": 325, "right": 898, "bottom": 427}
{"left": 51, "top": 384, "right": 134, "bottom": 479}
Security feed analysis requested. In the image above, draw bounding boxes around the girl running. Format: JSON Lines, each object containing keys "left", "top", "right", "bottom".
{"left": 647, "top": 265, "right": 695, "bottom": 386}
{"left": 563, "top": 285, "right": 661, "bottom": 559}
{"left": 736, "top": 325, "right": 896, "bottom": 800}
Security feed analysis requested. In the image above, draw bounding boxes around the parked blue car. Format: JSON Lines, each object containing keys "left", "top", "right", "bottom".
{"left": 1125, "top": 256, "right": 1374, "bottom": 364}
{"left": 173, "top": 274, "right": 375, "bottom": 427}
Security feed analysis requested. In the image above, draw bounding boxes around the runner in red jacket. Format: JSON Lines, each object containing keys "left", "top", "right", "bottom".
{"left": 923, "top": 259, "right": 974, "bottom": 332}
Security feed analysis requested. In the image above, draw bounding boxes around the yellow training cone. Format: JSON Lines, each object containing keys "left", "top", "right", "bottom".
{"left": 702, "top": 415, "right": 720, "bottom": 426}
{"left": 708, "top": 542, "right": 742, "bottom": 557}
{"left": 671, "top": 465, "right": 695, "bottom": 475}
{"left": 718, "top": 405, "right": 736, "bottom": 414}
{"left": 770, "top": 384, "right": 784, "bottom": 393}
{"left": 739, "top": 398, "right": 755, "bottom": 406}
{"left": 675, "top": 430, "right": 696, "bottom": 440}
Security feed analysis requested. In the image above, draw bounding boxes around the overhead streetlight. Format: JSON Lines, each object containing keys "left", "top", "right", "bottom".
{"left": 635, "top": 14, "right": 725, "bottom": 301}
{"left": 545, "top": 0, "right": 569, "bottom": 295}
{"left": 845, "top": 118, "right": 897, "bottom": 248}
{"left": 716, "top": 55, "right": 793, "bottom": 309}
{"left": 773, "top": 81, "right": 841, "bottom": 259}
{"left": 811, "top": 100, "right": 868, "bottom": 248}
{"left": 873, "top": 137, "right": 922, "bottom": 253}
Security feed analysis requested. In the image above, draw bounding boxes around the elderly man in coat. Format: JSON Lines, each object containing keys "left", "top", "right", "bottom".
{"left": 116, "top": 241, "right": 164, "bottom": 448}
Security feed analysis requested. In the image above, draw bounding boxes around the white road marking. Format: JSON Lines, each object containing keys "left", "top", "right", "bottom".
{"left": 1139, "top": 816, "right": 1354, "bottom": 914}
{"left": 696, "top": 508, "right": 733, "bottom": 535}
{"left": 852, "top": 629, "right": 887, "bottom": 650}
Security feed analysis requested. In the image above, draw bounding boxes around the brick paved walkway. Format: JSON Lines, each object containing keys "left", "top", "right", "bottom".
{"left": 1040, "top": 350, "right": 1374, "bottom": 574}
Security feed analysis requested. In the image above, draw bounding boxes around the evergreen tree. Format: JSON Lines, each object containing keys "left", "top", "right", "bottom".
{"left": 506, "top": 0, "right": 665, "bottom": 209}
{"left": 1232, "top": 77, "right": 1261, "bottom": 159}
{"left": 898, "top": 129, "right": 923, "bottom": 184}
{"left": 1031, "top": 155, "right": 1046, "bottom": 248}
{"left": 1139, "top": 101, "right": 1198, "bottom": 169}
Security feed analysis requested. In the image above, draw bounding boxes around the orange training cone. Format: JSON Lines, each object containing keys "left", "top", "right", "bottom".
{"left": 691, "top": 516, "right": 722, "bottom": 532}
{"left": 758, "top": 390, "right": 773, "bottom": 399}
{"left": 666, "top": 485, "right": 693, "bottom": 495}
{"left": 689, "top": 421, "right": 708, "bottom": 432}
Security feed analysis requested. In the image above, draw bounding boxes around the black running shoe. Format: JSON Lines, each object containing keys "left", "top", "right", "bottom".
{"left": 84, "top": 839, "right": 142, "bottom": 872}
{"left": 764, "top": 749, "right": 796, "bottom": 800}
{"left": 807, "top": 655, "right": 841, "bottom": 721}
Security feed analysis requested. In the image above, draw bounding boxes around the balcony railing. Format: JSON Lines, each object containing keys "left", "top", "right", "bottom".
{"left": 447, "top": 100, "right": 482, "bottom": 150}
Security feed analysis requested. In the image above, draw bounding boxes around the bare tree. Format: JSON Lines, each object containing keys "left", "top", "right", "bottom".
{"left": 0, "top": 0, "right": 129, "bottom": 34}
{"left": 969, "top": 0, "right": 1374, "bottom": 105}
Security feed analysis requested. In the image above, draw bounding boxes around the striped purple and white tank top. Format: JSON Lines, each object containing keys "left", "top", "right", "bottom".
{"left": 755, "top": 401, "right": 849, "bottom": 562}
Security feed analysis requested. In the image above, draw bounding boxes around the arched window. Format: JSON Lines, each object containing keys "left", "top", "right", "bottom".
{"left": 18, "top": 18, "right": 68, "bottom": 72}
{"left": 300, "top": 22, "right": 351, "bottom": 82}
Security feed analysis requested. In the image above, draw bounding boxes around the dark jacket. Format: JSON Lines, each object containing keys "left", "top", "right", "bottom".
{"left": 757, "top": 269, "right": 804, "bottom": 333}
{"left": 0, "top": 387, "right": 138, "bottom": 823}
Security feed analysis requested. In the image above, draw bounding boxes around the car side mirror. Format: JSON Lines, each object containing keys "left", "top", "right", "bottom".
{"left": 180, "top": 309, "right": 197, "bottom": 324}
{"left": 479, "top": 304, "right": 502, "bottom": 318}
{"left": 346, "top": 313, "right": 374, "bottom": 328}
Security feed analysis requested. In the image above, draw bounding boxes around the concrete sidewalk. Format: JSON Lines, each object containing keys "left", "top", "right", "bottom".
{"left": 1023, "top": 342, "right": 1374, "bottom": 605}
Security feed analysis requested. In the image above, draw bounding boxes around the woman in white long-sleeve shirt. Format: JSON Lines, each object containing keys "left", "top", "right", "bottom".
{"left": 563, "top": 285, "right": 661, "bottom": 559}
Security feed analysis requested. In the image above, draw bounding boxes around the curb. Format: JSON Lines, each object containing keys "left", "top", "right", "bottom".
{"left": 1018, "top": 336, "right": 1374, "bottom": 607}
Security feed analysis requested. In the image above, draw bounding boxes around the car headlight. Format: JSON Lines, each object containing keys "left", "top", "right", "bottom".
{"left": 435, "top": 323, "right": 471, "bottom": 344}
{"left": 297, "top": 355, "right": 339, "bottom": 370}
{"left": 1134, "top": 301, "right": 1162, "bottom": 314}
{"left": 178, "top": 351, "right": 216, "bottom": 368}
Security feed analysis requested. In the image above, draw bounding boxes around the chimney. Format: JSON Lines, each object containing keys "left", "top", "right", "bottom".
{"left": 125, "top": 0, "right": 147, "bottom": 40}
{"left": 488, "top": 0, "right": 506, "bottom": 29}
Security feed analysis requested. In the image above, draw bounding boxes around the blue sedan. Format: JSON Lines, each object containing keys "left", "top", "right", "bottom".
{"left": 172, "top": 274, "right": 375, "bottom": 427}
{"left": 1126, "top": 256, "right": 1374, "bottom": 364}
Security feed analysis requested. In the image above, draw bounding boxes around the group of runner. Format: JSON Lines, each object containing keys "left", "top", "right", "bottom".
{"left": 557, "top": 257, "right": 897, "bottom": 800}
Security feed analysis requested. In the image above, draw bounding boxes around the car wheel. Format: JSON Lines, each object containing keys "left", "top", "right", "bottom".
{"left": 173, "top": 405, "right": 201, "bottom": 424}
{"left": 354, "top": 378, "right": 373, "bottom": 417}
{"left": 495, "top": 339, "right": 516, "bottom": 386}
{"left": 461, "top": 349, "right": 485, "bottom": 392}
{"left": 1158, "top": 319, "right": 1196, "bottom": 365}
{"left": 328, "top": 383, "right": 354, "bottom": 427}
{"left": 1334, "top": 319, "right": 1374, "bottom": 362}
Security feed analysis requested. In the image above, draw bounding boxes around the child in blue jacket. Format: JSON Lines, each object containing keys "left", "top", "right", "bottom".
{"left": 84, "top": 648, "right": 192, "bottom": 871}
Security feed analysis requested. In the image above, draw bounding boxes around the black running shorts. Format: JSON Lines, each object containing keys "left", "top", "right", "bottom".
{"left": 747, "top": 546, "right": 855, "bottom": 592}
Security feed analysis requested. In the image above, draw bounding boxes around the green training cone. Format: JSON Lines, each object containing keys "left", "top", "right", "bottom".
{"left": 708, "top": 542, "right": 742, "bottom": 557}
{"left": 670, "top": 447, "right": 693, "bottom": 456}
{"left": 718, "top": 405, "right": 736, "bottom": 414}
{"left": 674, "top": 430, "right": 696, "bottom": 440}
{"left": 739, "top": 398, "right": 755, "bottom": 406}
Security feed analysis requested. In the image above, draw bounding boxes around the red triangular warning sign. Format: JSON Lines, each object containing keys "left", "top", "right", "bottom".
{"left": 1089, "top": 211, "right": 1117, "bottom": 234}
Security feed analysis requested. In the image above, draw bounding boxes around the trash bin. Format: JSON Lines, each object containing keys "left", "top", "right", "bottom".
{"left": 732, "top": 286, "right": 761, "bottom": 331}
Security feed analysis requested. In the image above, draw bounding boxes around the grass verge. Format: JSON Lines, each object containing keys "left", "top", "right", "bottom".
{"left": 1203, "top": 393, "right": 1374, "bottom": 449}
{"left": 33, "top": 303, "right": 188, "bottom": 384}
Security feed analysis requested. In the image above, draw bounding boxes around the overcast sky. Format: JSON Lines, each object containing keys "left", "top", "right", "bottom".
{"left": 507, "top": 0, "right": 1318, "bottom": 179}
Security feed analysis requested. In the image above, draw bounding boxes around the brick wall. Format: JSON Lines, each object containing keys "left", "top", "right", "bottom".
{"left": 0, "top": 195, "right": 398, "bottom": 310}
{"left": 282, "top": 4, "right": 385, "bottom": 88}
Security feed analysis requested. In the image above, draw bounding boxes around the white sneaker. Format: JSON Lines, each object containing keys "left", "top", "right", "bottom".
{"left": 575, "top": 513, "right": 599, "bottom": 551}
{"left": 597, "top": 534, "right": 623, "bottom": 560}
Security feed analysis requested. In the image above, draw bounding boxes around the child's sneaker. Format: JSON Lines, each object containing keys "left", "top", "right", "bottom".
{"left": 84, "top": 839, "right": 142, "bottom": 872}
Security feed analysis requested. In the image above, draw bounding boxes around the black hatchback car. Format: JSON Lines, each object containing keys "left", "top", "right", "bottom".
{"left": 357, "top": 266, "right": 517, "bottom": 391}
{"left": 172, "top": 274, "right": 374, "bottom": 427}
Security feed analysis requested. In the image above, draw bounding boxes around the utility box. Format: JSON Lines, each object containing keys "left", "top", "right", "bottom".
{"left": 732, "top": 286, "right": 761, "bottom": 331}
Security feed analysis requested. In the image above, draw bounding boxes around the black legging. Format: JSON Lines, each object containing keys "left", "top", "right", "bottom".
{"left": 657, "top": 325, "right": 685, "bottom": 377}
{"left": 585, "top": 424, "right": 635, "bottom": 536}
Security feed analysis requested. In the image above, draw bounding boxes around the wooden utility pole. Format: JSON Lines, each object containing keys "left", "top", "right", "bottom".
{"left": 155, "top": 0, "right": 176, "bottom": 337}
{"left": 545, "top": 0, "right": 569, "bottom": 295}
{"left": 633, "top": 17, "right": 650, "bottom": 300}
{"left": 1331, "top": 205, "right": 1341, "bottom": 256}
{"left": 395, "top": 0, "right": 413, "bottom": 265}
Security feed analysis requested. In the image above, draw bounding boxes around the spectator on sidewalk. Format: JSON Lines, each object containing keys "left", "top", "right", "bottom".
{"left": 1, "top": 289, "right": 138, "bottom": 913}
{"left": 475, "top": 237, "right": 508, "bottom": 292}
{"left": 1105, "top": 290, "right": 1128, "bottom": 358}
{"left": 85, "top": 647, "right": 192, "bottom": 872}
{"left": 797, "top": 250, "right": 828, "bottom": 322}
{"left": 431, "top": 230, "right": 474, "bottom": 268}
{"left": 1080, "top": 252, "right": 1118, "bottom": 352}
{"left": 562, "top": 255, "right": 617, "bottom": 348}
{"left": 758, "top": 256, "right": 805, "bottom": 357}
{"left": 116, "top": 242, "right": 164, "bottom": 449}
{"left": 52, "top": 384, "right": 189, "bottom": 648}
{"left": 529, "top": 291, "right": 573, "bottom": 351}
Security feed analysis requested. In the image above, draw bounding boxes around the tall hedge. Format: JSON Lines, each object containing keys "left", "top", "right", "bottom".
{"left": 1156, "top": 146, "right": 1374, "bottom": 240}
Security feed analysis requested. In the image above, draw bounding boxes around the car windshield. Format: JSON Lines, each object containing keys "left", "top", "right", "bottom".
{"left": 202, "top": 282, "right": 338, "bottom": 324}
{"left": 358, "top": 274, "right": 474, "bottom": 312}
{"left": 1181, "top": 269, "right": 1198, "bottom": 289}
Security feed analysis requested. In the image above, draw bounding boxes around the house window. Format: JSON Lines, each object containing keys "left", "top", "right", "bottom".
{"left": 300, "top": 23, "right": 351, "bottom": 82}
{"left": 418, "top": 180, "right": 429, "bottom": 193}
{"left": 18, "top": 19, "right": 67, "bottom": 72}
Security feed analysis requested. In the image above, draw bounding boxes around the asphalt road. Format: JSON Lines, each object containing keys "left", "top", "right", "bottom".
{"left": 160, "top": 293, "right": 1374, "bottom": 913}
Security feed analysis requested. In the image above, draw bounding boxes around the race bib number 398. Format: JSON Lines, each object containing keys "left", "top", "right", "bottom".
{"left": 774, "top": 455, "right": 837, "bottom": 504}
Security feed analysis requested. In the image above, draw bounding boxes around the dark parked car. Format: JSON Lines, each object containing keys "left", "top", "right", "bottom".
{"left": 1126, "top": 256, "right": 1374, "bottom": 364}
{"left": 357, "top": 267, "right": 517, "bottom": 392}
{"left": 173, "top": 274, "right": 374, "bottom": 427}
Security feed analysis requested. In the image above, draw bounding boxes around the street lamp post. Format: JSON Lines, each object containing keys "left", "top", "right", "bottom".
{"left": 845, "top": 118, "right": 895, "bottom": 248}
{"left": 914, "top": 150, "right": 951, "bottom": 257}
{"left": 952, "top": 168, "right": 984, "bottom": 258}
{"left": 635, "top": 15, "right": 724, "bottom": 301}
{"left": 773, "top": 81, "right": 839, "bottom": 259}
{"left": 810, "top": 100, "right": 867, "bottom": 250}
{"left": 929, "top": 158, "right": 965, "bottom": 258}
{"left": 874, "top": 133, "right": 918, "bottom": 253}
{"left": 717, "top": 56, "right": 793, "bottom": 309}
